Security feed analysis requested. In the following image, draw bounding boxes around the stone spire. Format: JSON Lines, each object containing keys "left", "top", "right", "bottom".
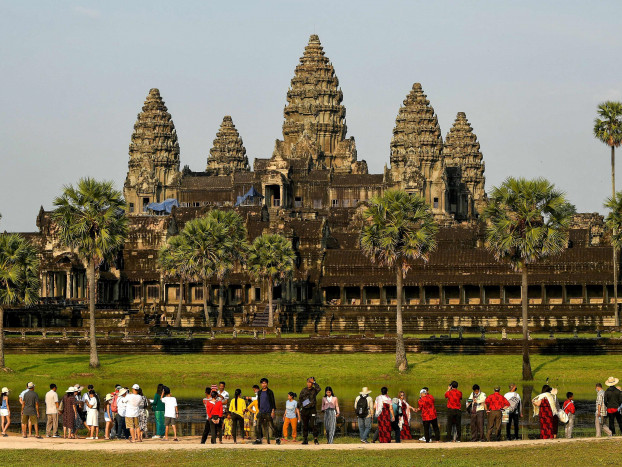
{"left": 444, "top": 112, "right": 486, "bottom": 218}
{"left": 205, "top": 116, "right": 249, "bottom": 175}
{"left": 124, "top": 88, "right": 181, "bottom": 213}
{"left": 272, "top": 35, "right": 361, "bottom": 173}
{"left": 389, "top": 83, "right": 446, "bottom": 213}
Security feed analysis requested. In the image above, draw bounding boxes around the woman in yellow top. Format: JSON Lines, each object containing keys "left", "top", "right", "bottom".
{"left": 229, "top": 389, "right": 247, "bottom": 443}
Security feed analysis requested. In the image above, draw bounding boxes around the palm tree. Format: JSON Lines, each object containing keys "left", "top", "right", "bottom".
{"left": 483, "top": 177, "right": 573, "bottom": 381}
{"left": 52, "top": 178, "right": 128, "bottom": 368}
{"left": 180, "top": 210, "right": 248, "bottom": 327}
{"left": 594, "top": 101, "right": 622, "bottom": 327}
{"left": 248, "top": 233, "right": 296, "bottom": 328}
{"left": 0, "top": 233, "right": 40, "bottom": 369}
{"left": 157, "top": 235, "right": 192, "bottom": 327}
{"left": 360, "top": 190, "right": 438, "bottom": 373}
{"left": 604, "top": 192, "right": 622, "bottom": 327}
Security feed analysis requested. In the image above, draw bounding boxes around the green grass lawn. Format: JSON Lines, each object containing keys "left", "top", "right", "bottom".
{"left": 1, "top": 352, "right": 618, "bottom": 400}
{"left": 2, "top": 440, "right": 622, "bottom": 466}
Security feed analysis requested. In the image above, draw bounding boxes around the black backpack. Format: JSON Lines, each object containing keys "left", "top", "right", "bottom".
{"left": 356, "top": 395, "right": 369, "bottom": 418}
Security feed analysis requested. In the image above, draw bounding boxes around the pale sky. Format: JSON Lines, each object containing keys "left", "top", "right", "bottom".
{"left": 1, "top": 0, "right": 621, "bottom": 231}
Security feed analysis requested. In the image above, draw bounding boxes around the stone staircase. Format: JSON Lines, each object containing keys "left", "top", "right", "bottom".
{"left": 251, "top": 304, "right": 274, "bottom": 327}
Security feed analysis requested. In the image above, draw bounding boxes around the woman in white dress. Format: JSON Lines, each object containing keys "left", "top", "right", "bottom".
{"left": 85, "top": 389, "right": 99, "bottom": 440}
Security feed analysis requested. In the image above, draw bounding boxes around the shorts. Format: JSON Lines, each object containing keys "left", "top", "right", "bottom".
{"left": 0, "top": 409, "right": 8, "bottom": 417}
{"left": 104, "top": 413, "right": 111, "bottom": 423}
{"left": 126, "top": 417, "right": 139, "bottom": 429}
{"left": 165, "top": 416, "right": 176, "bottom": 426}
{"left": 21, "top": 414, "right": 37, "bottom": 425}
{"left": 86, "top": 411, "right": 99, "bottom": 427}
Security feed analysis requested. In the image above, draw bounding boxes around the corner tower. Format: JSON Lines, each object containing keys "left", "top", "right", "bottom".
{"left": 205, "top": 116, "right": 249, "bottom": 175}
{"left": 272, "top": 35, "right": 364, "bottom": 173}
{"left": 124, "top": 88, "right": 181, "bottom": 214}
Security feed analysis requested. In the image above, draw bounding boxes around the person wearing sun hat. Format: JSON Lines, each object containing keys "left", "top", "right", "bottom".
{"left": 1, "top": 387, "right": 10, "bottom": 437}
{"left": 61, "top": 387, "right": 77, "bottom": 439}
{"left": 354, "top": 387, "right": 373, "bottom": 443}
{"left": 604, "top": 376, "right": 622, "bottom": 434}
{"left": 104, "top": 393, "right": 114, "bottom": 440}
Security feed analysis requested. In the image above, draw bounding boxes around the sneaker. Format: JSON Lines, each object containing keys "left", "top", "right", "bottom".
{"left": 95, "top": 437, "right": 99, "bottom": 440}
{"left": 152, "top": 435, "right": 160, "bottom": 439}
{"left": 86, "top": 437, "right": 94, "bottom": 440}
{"left": 419, "top": 436, "right": 426, "bottom": 442}
{"left": 53, "top": 435, "right": 60, "bottom": 438}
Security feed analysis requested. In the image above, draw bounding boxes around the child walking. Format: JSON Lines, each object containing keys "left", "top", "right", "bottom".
{"left": 283, "top": 392, "right": 301, "bottom": 442}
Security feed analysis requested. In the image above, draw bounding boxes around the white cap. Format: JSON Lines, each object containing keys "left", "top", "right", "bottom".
{"left": 1, "top": 387, "right": 9, "bottom": 393}
{"left": 420, "top": 389, "right": 427, "bottom": 394}
{"left": 132, "top": 384, "right": 140, "bottom": 390}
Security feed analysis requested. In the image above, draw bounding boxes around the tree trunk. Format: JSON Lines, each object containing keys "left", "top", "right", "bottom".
{"left": 175, "top": 278, "right": 183, "bottom": 328}
{"left": 217, "top": 281, "right": 225, "bottom": 327}
{"left": 612, "top": 146, "right": 620, "bottom": 328}
{"left": 521, "top": 267, "right": 533, "bottom": 381}
{"left": 202, "top": 281, "right": 209, "bottom": 326}
{"left": 87, "top": 259, "right": 99, "bottom": 368}
{"left": 268, "top": 277, "right": 274, "bottom": 328}
{"left": 395, "top": 264, "right": 408, "bottom": 372}
{"left": 0, "top": 306, "right": 5, "bottom": 369}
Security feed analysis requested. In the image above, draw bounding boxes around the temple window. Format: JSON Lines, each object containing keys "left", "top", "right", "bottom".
{"left": 433, "top": 197, "right": 439, "bottom": 209}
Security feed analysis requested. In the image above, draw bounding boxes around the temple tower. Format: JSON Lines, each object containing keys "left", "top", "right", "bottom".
{"left": 389, "top": 83, "right": 446, "bottom": 215}
{"left": 444, "top": 112, "right": 486, "bottom": 219}
{"left": 272, "top": 35, "right": 363, "bottom": 173}
{"left": 124, "top": 88, "right": 181, "bottom": 214}
{"left": 205, "top": 116, "right": 249, "bottom": 175}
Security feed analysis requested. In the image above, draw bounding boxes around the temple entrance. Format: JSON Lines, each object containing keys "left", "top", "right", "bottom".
{"left": 265, "top": 185, "right": 281, "bottom": 207}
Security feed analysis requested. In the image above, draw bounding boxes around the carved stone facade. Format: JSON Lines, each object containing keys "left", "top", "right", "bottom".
{"left": 205, "top": 116, "right": 249, "bottom": 175}
{"left": 124, "top": 88, "right": 181, "bottom": 213}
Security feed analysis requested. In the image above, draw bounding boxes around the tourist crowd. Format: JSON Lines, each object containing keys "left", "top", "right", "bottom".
{"left": 2, "top": 376, "right": 622, "bottom": 443}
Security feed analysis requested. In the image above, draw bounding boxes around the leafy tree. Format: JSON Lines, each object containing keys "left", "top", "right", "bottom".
{"left": 248, "top": 233, "right": 296, "bottom": 327}
{"left": 158, "top": 235, "right": 192, "bottom": 327}
{"left": 483, "top": 177, "right": 573, "bottom": 380}
{"left": 594, "top": 101, "right": 622, "bottom": 327}
{"left": 0, "top": 233, "right": 40, "bottom": 369}
{"left": 360, "top": 190, "right": 438, "bottom": 372}
{"left": 52, "top": 178, "right": 128, "bottom": 368}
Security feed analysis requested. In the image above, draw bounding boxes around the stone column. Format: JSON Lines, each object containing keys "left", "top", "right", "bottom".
{"left": 541, "top": 284, "right": 547, "bottom": 304}
{"left": 41, "top": 273, "right": 47, "bottom": 298}
{"left": 500, "top": 285, "right": 506, "bottom": 305}
{"left": 360, "top": 286, "right": 366, "bottom": 305}
{"left": 561, "top": 284, "right": 567, "bottom": 304}
{"left": 582, "top": 284, "right": 588, "bottom": 304}
{"left": 66, "top": 271, "right": 71, "bottom": 299}
{"left": 420, "top": 286, "right": 426, "bottom": 305}
{"left": 459, "top": 285, "right": 465, "bottom": 305}
{"left": 340, "top": 286, "right": 346, "bottom": 305}
{"left": 439, "top": 285, "right": 444, "bottom": 305}
{"left": 380, "top": 285, "right": 386, "bottom": 305}
{"left": 480, "top": 285, "right": 485, "bottom": 305}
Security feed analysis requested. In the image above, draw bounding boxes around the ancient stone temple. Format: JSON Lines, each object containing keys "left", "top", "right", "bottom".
{"left": 124, "top": 88, "right": 181, "bottom": 214}
{"left": 13, "top": 34, "right": 617, "bottom": 334}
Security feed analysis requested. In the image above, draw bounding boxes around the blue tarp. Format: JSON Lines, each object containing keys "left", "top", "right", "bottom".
{"left": 146, "top": 198, "right": 179, "bottom": 213}
{"left": 235, "top": 186, "right": 264, "bottom": 206}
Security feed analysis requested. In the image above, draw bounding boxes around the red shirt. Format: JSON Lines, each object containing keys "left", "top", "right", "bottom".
{"left": 485, "top": 392, "right": 510, "bottom": 411}
{"left": 445, "top": 389, "right": 463, "bottom": 410}
{"left": 563, "top": 400, "right": 575, "bottom": 414}
{"left": 204, "top": 399, "right": 223, "bottom": 418}
{"left": 418, "top": 394, "right": 437, "bottom": 421}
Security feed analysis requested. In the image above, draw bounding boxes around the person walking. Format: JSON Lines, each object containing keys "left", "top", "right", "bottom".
{"left": 162, "top": 386, "right": 179, "bottom": 441}
{"left": 503, "top": 383, "right": 522, "bottom": 440}
{"left": 485, "top": 386, "right": 509, "bottom": 442}
{"left": 1, "top": 387, "right": 11, "bottom": 437}
{"left": 563, "top": 392, "right": 576, "bottom": 439}
{"left": 532, "top": 385, "right": 556, "bottom": 439}
{"left": 373, "top": 387, "right": 394, "bottom": 443}
{"left": 354, "top": 387, "right": 373, "bottom": 443}
{"left": 254, "top": 378, "right": 281, "bottom": 445}
{"left": 466, "top": 384, "right": 486, "bottom": 442}
{"left": 298, "top": 377, "right": 321, "bottom": 445}
{"left": 125, "top": 384, "right": 142, "bottom": 443}
{"left": 398, "top": 391, "right": 415, "bottom": 440}
{"left": 321, "top": 387, "right": 340, "bottom": 444}
{"left": 85, "top": 389, "right": 99, "bottom": 439}
{"left": 229, "top": 389, "right": 247, "bottom": 443}
{"left": 595, "top": 383, "right": 612, "bottom": 437}
{"left": 282, "top": 392, "right": 300, "bottom": 442}
{"left": 21, "top": 382, "right": 41, "bottom": 439}
{"left": 60, "top": 387, "right": 77, "bottom": 439}
{"left": 45, "top": 383, "right": 59, "bottom": 438}
{"left": 152, "top": 383, "right": 165, "bottom": 439}
{"left": 415, "top": 388, "right": 440, "bottom": 443}
{"left": 444, "top": 381, "right": 462, "bottom": 442}
{"left": 604, "top": 376, "right": 622, "bottom": 434}
{"left": 103, "top": 394, "right": 114, "bottom": 440}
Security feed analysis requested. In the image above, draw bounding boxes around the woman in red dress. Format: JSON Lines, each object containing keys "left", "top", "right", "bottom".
{"left": 398, "top": 391, "right": 414, "bottom": 440}
{"left": 533, "top": 385, "right": 554, "bottom": 439}
{"left": 374, "top": 387, "right": 395, "bottom": 443}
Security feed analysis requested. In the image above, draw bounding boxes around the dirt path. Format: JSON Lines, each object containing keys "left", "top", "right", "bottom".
{"left": 1, "top": 435, "right": 619, "bottom": 451}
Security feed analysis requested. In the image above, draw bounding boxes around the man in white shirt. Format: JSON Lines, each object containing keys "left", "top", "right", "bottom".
{"left": 116, "top": 388, "right": 129, "bottom": 439}
{"left": 503, "top": 383, "right": 522, "bottom": 440}
{"left": 125, "top": 384, "right": 143, "bottom": 442}
{"left": 218, "top": 382, "right": 229, "bottom": 413}
{"left": 44, "top": 384, "right": 59, "bottom": 438}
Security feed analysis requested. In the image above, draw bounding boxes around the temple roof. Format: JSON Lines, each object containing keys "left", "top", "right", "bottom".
{"left": 444, "top": 112, "right": 484, "bottom": 171}
{"left": 205, "top": 116, "right": 249, "bottom": 175}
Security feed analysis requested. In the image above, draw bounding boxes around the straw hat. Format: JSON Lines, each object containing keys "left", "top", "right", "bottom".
{"left": 118, "top": 388, "right": 128, "bottom": 396}
{"left": 66, "top": 386, "right": 76, "bottom": 393}
{"left": 105, "top": 393, "right": 113, "bottom": 402}
{"left": 605, "top": 376, "right": 619, "bottom": 387}
{"left": 1, "top": 387, "right": 9, "bottom": 394}
{"left": 359, "top": 387, "right": 372, "bottom": 395}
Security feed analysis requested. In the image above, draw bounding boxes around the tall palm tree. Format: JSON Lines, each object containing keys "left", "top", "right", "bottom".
{"left": 360, "top": 190, "right": 438, "bottom": 373}
{"left": 0, "top": 233, "right": 40, "bottom": 369}
{"left": 248, "top": 233, "right": 296, "bottom": 328}
{"left": 483, "top": 177, "right": 573, "bottom": 381}
{"left": 204, "top": 210, "right": 248, "bottom": 327}
{"left": 604, "top": 192, "right": 622, "bottom": 327}
{"left": 157, "top": 234, "right": 192, "bottom": 327}
{"left": 52, "top": 178, "right": 128, "bottom": 368}
{"left": 594, "top": 101, "right": 622, "bottom": 327}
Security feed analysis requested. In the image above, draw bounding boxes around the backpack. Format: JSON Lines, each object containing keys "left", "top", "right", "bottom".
{"left": 111, "top": 393, "right": 118, "bottom": 413}
{"left": 356, "top": 395, "right": 369, "bottom": 418}
{"left": 507, "top": 394, "right": 520, "bottom": 413}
